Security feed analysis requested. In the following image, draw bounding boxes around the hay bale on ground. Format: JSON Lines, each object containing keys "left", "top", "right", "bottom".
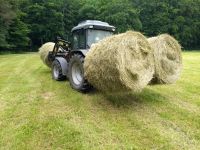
{"left": 39, "top": 42, "right": 55, "bottom": 68}
{"left": 84, "top": 31, "right": 154, "bottom": 93}
{"left": 148, "top": 34, "right": 182, "bottom": 84}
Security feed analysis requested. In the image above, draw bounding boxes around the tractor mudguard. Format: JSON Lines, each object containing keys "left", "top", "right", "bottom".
{"left": 71, "top": 49, "right": 89, "bottom": 57}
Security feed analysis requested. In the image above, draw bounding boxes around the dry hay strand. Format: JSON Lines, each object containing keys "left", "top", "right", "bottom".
{"left": 84, "top": 31, "right": 154, "bottom": 93}
{"left": 148, "top": 34, "right": 182, "bottom": 84}
{"left": 39, "top": 42, "right": 55, "bottom": 68}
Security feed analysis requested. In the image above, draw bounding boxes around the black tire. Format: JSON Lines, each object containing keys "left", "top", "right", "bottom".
{"left": 52, "top": 60, "right": 66, "bottom": 81}
{"left": 68, "top": 54, "right": 91, "bottom": 92}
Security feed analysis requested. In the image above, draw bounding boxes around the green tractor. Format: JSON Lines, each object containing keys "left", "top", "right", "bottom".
{"left": 48, "top": 20, "right": 115, "bottom": 92}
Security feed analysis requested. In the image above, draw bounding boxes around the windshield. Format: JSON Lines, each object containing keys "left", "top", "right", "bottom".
{"left": 87, "top": 29, "right": 113, "bottom": 47}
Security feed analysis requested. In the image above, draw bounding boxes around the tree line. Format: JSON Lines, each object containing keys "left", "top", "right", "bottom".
{"left": 0, "top": 0, "right": 199, "bottom": 51}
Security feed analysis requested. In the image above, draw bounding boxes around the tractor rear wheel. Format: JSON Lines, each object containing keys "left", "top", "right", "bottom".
{"left": 52, "top": 60, "right": 66, "bottom": 81}
{"left": 68, "top": 54, "right": 91, "bottom": 92}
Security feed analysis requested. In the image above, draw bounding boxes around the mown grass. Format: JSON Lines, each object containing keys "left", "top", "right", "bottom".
{"left": 0, "top": 51, "right": 200, "bottom": 149}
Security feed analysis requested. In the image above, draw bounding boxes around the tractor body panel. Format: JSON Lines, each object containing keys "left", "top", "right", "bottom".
{"left": 70, "top": 49, "right": 88, "bottom": 57}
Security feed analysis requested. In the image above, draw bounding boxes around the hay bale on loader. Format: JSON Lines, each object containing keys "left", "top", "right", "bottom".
{"left": 148, "top": 34, "right": 182, "bottom": 84}
{"left": 84, "top": 31, "right": 154, "bottom": 93}
{"left": 39, "top": 42, "right": 55, "bottom": 68}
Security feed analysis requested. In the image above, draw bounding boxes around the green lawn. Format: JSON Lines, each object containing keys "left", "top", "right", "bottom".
{"left": 0, "top": 51, "right": 200, "bottom": 149}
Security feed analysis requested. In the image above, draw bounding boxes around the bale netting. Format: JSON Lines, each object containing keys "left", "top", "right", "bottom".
{"left": 39, "top": 42, "right": 55, "bottom": 68}
{"left": 148, "top": 34, "right": 183, "bottom": 84}
{"left": 84, "top": 31, "right": 154, "bottom": 93}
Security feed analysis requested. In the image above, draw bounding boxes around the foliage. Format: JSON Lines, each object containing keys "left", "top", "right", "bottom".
{"left": 0, "top": 0, "right": 16, "bottom": 48}
{"left": 133, "top": 0, "right": 200, "bottom": 48}
{"left": 7, "top": 14, "right": 30, "bottom": 49}
{"left": 0, "top": 0, "right": 199, "bottom": 51}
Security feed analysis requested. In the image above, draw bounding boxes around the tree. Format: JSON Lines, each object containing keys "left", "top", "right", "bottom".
{"left": 0, "top": 0, "right": 16, "bottom": 49}
{"left": 22, "top": 0, "right": 78, "bottom": 47}
{"left": 78, "top": 0, "right": 142, "bottom": 33}
{"left": 131, "top": 0, "right": 200, "bottom": 48}
{"left": 7, "top": 17, "right": 30, "bottom": 50}
{"left": 0, "top": 0, "right": 199, "bottom": 50}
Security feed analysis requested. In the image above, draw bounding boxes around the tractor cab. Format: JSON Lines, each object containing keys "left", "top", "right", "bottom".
{"left": 71, "top": 20, "right": 116, "bottom": 56}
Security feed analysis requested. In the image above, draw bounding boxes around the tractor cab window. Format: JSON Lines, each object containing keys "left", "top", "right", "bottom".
{"left": 73, "top": 30, "right": 86, "bottom": 50}
{"left": 73, "top": 34, "right": 78, "bottom": 49}
{"left": 87, "top": 29, "right": 113, "bottom": 47}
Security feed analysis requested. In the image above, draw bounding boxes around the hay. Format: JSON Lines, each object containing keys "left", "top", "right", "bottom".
{"left": 84, "top": 31, "right": 154, "bottom": 93}
{"left": 148, "top": 34, "right": 182, "bottom": 84}
{"left": 39, "top": 42, "right": 55, "bottom": 68}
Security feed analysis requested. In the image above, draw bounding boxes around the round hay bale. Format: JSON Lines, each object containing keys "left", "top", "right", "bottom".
{"left": 148, "top": 34, "right": 182, "bottom": 84}
{"left": 39, "top": 42, "right": 55, "bottom": 68}
{"left": 84, "top": 31, "right": 154, "bottom": 93}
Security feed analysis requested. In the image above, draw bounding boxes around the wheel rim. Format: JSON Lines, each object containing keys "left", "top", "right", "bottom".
{"left": 53, "top": 65, "right": 59, "bottom": 79}
{"left": 71, "top": 62, "right": 83, "bottom": 85}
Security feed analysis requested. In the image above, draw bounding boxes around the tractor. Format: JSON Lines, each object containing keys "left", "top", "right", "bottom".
{"left": 48, "top": 20, "right": 116, "bottom": 92}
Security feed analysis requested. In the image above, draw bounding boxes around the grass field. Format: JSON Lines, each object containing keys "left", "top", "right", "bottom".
{"left": 0, "top": 51, "right": 200, "bottom": 149}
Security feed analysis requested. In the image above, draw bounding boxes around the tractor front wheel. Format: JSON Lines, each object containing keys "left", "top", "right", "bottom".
{"left": 52, "top": 60, "right": 66, "bottom": 81}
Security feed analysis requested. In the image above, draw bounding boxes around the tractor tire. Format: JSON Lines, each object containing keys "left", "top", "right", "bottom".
{"left": 68, "top": 54, "right": 91, "bottom": 92}
{"left": 52, "top": 60, "right": 66, "bottom": 81}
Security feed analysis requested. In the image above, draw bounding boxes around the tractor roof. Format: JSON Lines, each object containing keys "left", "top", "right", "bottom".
{"left": 71, "top": 20, "right": 115, "bottom": 32}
